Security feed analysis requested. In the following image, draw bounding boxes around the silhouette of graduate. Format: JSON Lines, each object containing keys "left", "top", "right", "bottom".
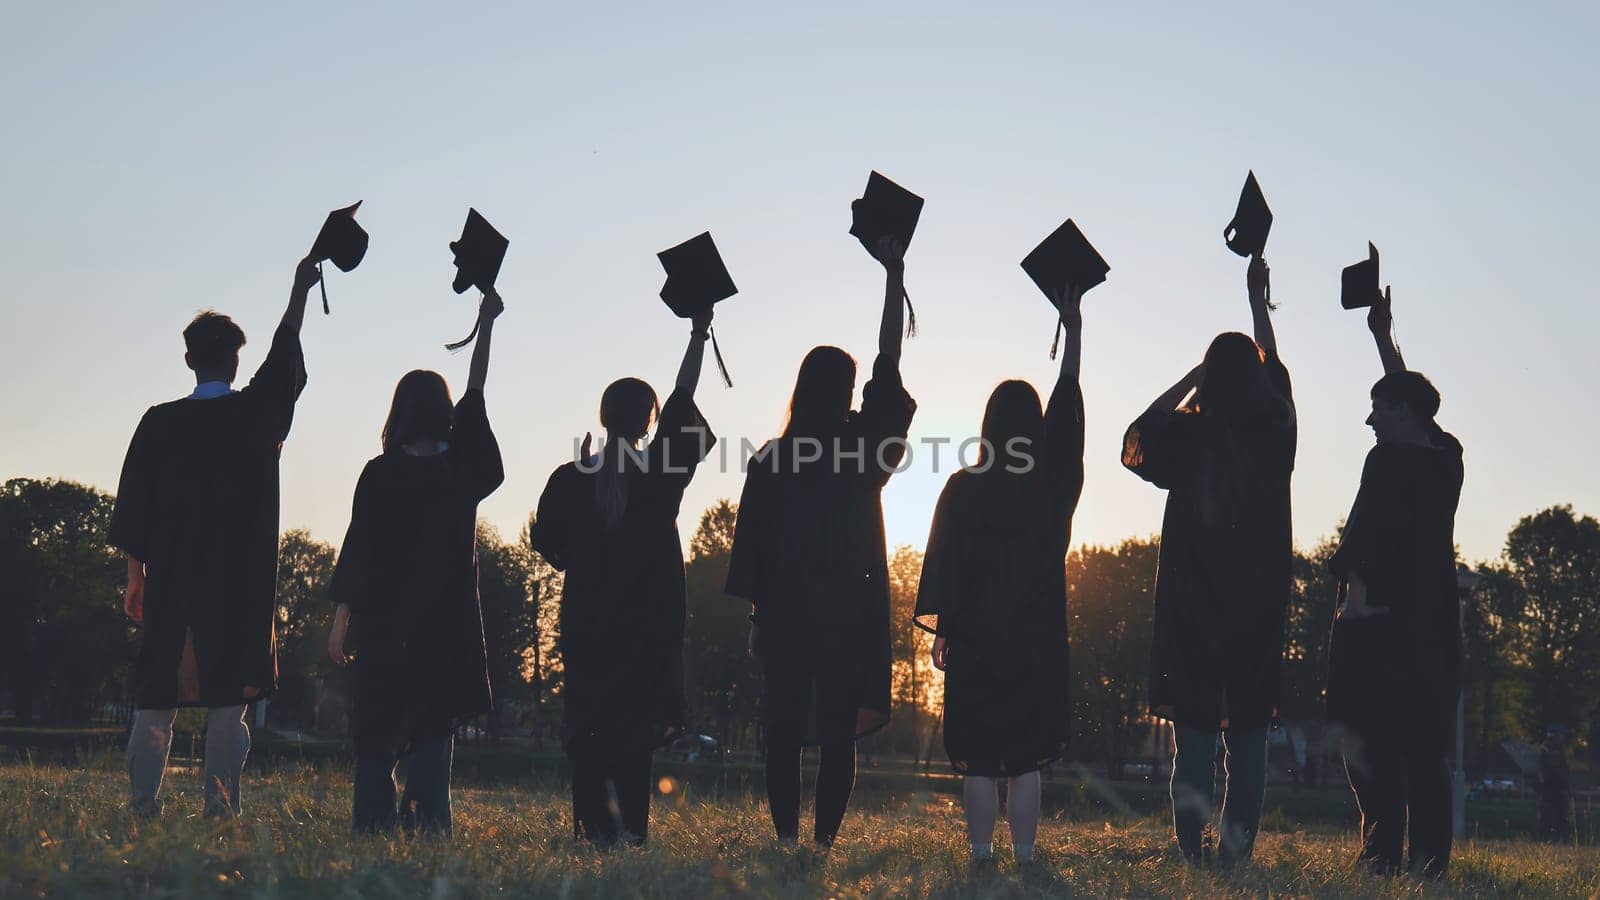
{"left": 326, "top": 208, "right": 509, "bottom": 836}
{"left": 913, "top": 215, "right": 1101, "bottom": 871}
{"left": 109, "top": 208, "right": 348, "bottom": 816}
{"left": 1121, "top": 174, "right": 1296, "bottom": 867}
{"left": 1325, "top": 253, "right": 1464, "bottom": 878}
{"left": 726, "top": 171, "right": 920, "bottom": 854}
{"left": 527, "top": 232, "right": 723, "bottom": 847}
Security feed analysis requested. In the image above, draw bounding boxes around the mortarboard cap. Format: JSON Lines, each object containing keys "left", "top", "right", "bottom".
{"left": 849, "top": 171, "right": 923, "bottom": 337}
{"left": 658, "top": 231, "right": 738, "bottom": 387}
{"left": 1224, "top": 171, "right": 1273, "bottom": 258}
{"left": 1022, "top": 218, "right": 1110, "bottom": 359}
{"left": 308, "top": 201, "right": 368, "bottom": 314}
{"left": 1341, "top": 242, "right": 1383, "bottom": 309}
{"left": 658, "top": 231, "right": 738, "bottom": 318}
{"left": 445, "top": 209, "right": 509, "bottom": 350}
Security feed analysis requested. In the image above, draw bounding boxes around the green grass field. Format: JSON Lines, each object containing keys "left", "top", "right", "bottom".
{"left": 1, "top": 756, "right": 1595, "bottom": 898}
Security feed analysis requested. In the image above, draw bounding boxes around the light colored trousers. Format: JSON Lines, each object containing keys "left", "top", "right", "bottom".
{"left": 127, "top": 705, "right": 251, "bottom": 816}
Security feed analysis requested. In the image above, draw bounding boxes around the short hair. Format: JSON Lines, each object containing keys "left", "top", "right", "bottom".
{"left": 1371, "top": 370, "right": 1441, "bottom": 421}
{"left": 183, "top": 311, "right": 246, "bottom": 371}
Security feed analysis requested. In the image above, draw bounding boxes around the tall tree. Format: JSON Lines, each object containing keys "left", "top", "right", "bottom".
{"left": 683, "top": 500, "right": 760, "bottom": 750}
{"left": 1502, "top": 505, "right": 1600, "bottom": 740}
{"left": 520, "top": 514, "right": 564, "bottom": 746}
{"left": 270, "top": 529, "right": 337, "bottom": 731}
{"left": 476, "top": 522, "right": 535, "bottom": 740}
{"left": 1068, "top": 538, "right": 1158, "bottom": 780}
{"left": 0, "top": 478, "right": 128, "bottom": 724}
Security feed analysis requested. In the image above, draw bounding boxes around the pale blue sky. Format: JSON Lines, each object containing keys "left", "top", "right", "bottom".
{"left": 2, "top": 2, "right": 1595, "bottom": 564}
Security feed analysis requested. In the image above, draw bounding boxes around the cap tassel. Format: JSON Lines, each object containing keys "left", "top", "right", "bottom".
{"left": 709, "top": 325, "right": 733, "bottom": 388}
{"left": 444, "top": 291, "right": 484, "bottom": 352}
{"left": 318, "top": 262, "right": 329, "bottom": 315}
{"left": 902, "top": 287, "right": 917, "bottom": 339}
{"left": 1049, "top": 318, "right": 1063, "bottom": 360}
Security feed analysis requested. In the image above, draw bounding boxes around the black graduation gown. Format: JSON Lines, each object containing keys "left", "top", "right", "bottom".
{"left": 528, "top": 387, "right": 715, "bottom": 750}
{"left": 109, "top": 323, "right": 306, "bottom": 709}
{"left": 726, "top": 353, "right": 917, "bottom": 742}
{"left": 914, "top": 377, "right": 1084, "bottom": 776}
{"left": 1121, "top": 352, "right": 1296, "bottom": 732}
{"left": 1325, "top": 434, "right": 1464, "bottom": 757}
{"left": 328, "top": 389, "right": 504, "bottom": 756}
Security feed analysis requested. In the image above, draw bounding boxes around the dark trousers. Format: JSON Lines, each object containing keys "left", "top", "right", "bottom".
{"left": 1171, "top": 726, "right": 1267, "bottom": 865}
{"left": 352, "top": 736, "right": 455, "bottom": 836}
{"left": 1342, "top": 731, "right": 1452, "bottom": 877}
{"left": 568, "top": 738, "right": 654, "bottom": 845}
{"left": 762, "top": 654, "right": 860, "bottom": 846}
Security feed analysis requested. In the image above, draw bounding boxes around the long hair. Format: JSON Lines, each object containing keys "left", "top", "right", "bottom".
{"left": 781, "top": 346, "right": 856, "bottom": 438}
{"left": 595, "top": 377, "right": 659, "bottom": 529}
{"left": 381, "top": 370, "right": 453, "bottom": 453}
{"left": 975, "top": 379, "right": 1043, "bottom": 470}
{"left": 1193, "top": 331, "right": 1268, "bottom": 418}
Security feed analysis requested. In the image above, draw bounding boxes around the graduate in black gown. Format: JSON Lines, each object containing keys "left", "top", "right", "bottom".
{"left": 327, "top": 291, "right": 506, "bottom": 836}
{"left": 1325, "top": 291, "right": 1463, "bottom": 877}
{"left": 726, "top": 237, "right": 916, "bottom": 853}
{"left": 1121, "top": 256, "right": 1295, "bottom": 865}
{"left": 914, "top": 283, "right": 1086, "bottom": 867}
{"left": 110, "top": 255, "right": 317, "bottom": 817}
{"left": 528, "top": 307, "right": 717, "bottom": 846}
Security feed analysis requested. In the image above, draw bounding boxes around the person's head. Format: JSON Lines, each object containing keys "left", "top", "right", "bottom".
{"left": 976, "top": 380, "right": 1043, "bottom": 469}
{"left": 1193, "top": 331, "right": 1266, "bottom": 417}
{"left": 182, "top": 310, "right": 246, "bottom": 384}
{"left": 382, "top": 370, "right": 454, "bottom": 453}
{"left": 782, "top": 346, "right": 857, "bottom": 437}
{"left": 599, "top": 378, "right": 658, "bottom": 446}
{"left": 1367, "top": 370, "right": 1441, "bottom": 444}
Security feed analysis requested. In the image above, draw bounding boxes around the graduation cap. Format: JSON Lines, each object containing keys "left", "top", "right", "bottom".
{"left": 308, "top": 201, "right": 368, "bottom": 314}
{"left": 1021, "top": 218, "right": 1110, "bottom": 358}
{"left": 1223, "top": 171, "right": 1273, "bottom": 259}
{"left": 849, "top": 170, "right": 922, "bottom": 337}
{"left": 445, "top": 208, "right": 509, "bottom": 350}
{"left": 1340, "top": 242, "right": 1384, "bottom": 309}
{"left": 658, "top": 231, "right": 737, "bottom": 387}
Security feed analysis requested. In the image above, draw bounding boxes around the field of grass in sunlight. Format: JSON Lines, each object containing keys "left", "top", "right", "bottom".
{"left": 1, "top": 755, "right": 1596, "bottom": 898}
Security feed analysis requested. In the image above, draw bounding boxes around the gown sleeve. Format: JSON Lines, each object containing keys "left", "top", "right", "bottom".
{"left": 913, "top": 476, "right": 964, "bottom": 635}
{"left": 108, "top": 408, "right": 159, "bottom": 561}
{"left": 329, "top": 460, "right": 382, "bottom": 616}
{"left": 241, "top": 322, "right": 308, "bottom": 444}
{"left": 1121, "top": 407, "right": 1198, "bottom": 491}
{"left": 527, "top": 466, "right": 575, "bottom": 572}
{"left": 646, "top": 386, "right": 717, "bottom": 497}
{"left": 724, "top": 463, "right": 770, "bottom": 607}
{"left": 1041, "top": 374, "right": 1087, "bottom": 539}
{"left": 856, "top": 352, "right": 918, "bottom": 487}
{"left": 449, "top": 388, "right": 505, "bottom": 503}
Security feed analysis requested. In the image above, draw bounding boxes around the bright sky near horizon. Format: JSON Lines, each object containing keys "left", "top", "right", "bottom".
{"left": 2, "top": 3, "right": 1596, "bottom": 565}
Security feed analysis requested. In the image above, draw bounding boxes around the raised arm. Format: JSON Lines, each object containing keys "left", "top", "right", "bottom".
{"left": 1247, "top": 255, "right": 1277, "bottom": 358}
{"left": 675, "top": 308, "right": 713, "bottom": 394}
{"left": 466, "top": 290, "right": 505, "bottom": 393}
{"left": 281, "top": 256, "right": 320, "bottom": 337}
{"left": 1051, "top": 283, "right": 1084, "bottom": 385}
{"left": 875, "top": 236, "right": 906, "bottom": 361}
{"left": 1367, "top": 287, "right": 1406, "bottom": 375}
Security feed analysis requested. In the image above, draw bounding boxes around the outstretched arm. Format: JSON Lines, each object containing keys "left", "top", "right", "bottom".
{"left": 876, "top": 236, "right": 906, "bottom": 361}
{"left": 281, "top": 256, "right": 321, "bottom": 336}
{"left": 1052, "top": 283, "right": 1084, "bottom": 385}
{"left": 675, "top": 308, "right": 713, "bottom": 394}
{"left": 466, "top": 290, "right": 505, "bottom": 393}
{"left": 1247, "top": 255, "right": 1277, "bottom": 357}
{"left": 1367, "top": 288, "right": 1406, "bottom": 374}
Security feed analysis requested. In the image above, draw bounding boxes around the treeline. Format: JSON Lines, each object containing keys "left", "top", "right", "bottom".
{"left": 2, "top": 476, "right": 1596, "bottom": 776}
